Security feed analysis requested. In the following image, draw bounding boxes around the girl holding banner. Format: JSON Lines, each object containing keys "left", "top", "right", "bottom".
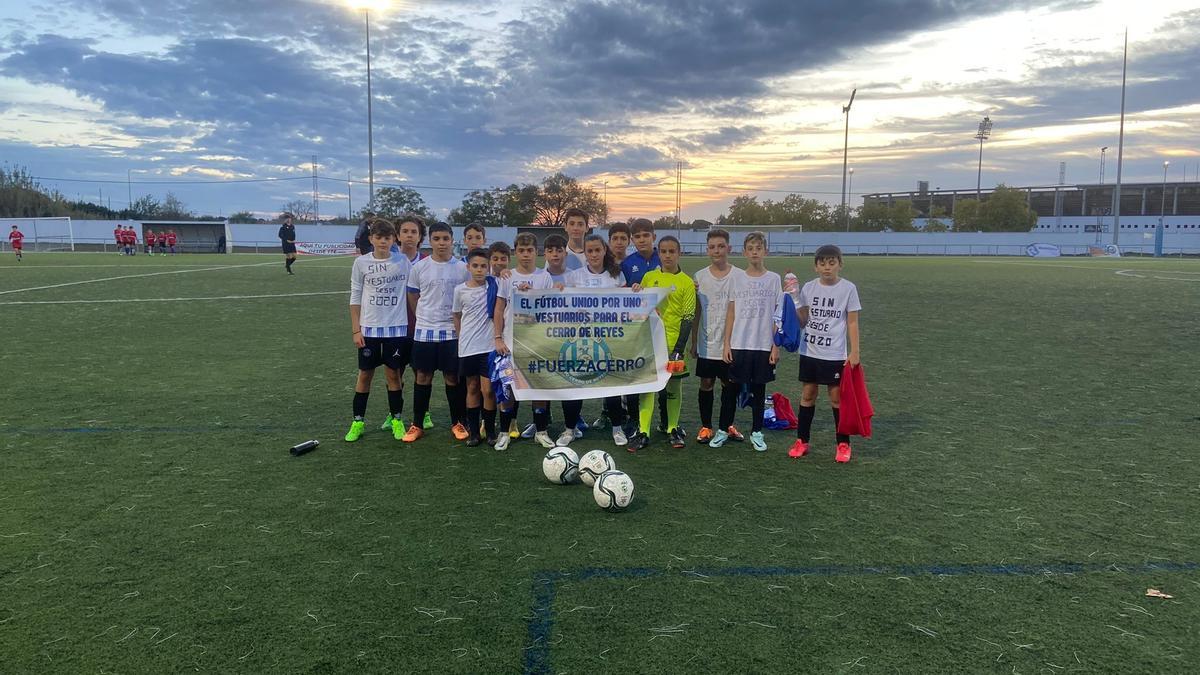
{"left": 562, "top": 235, "right": 631, "bottom": 447}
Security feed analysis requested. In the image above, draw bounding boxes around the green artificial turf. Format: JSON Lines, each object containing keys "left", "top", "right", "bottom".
{"left": 1, "top": 252, "right": 1198, "bottom": 673}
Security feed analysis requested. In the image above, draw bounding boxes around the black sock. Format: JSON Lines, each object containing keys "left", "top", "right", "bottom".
{"left": 750, "top": 384, "right": 766, "bottom": 432}
{"left": 605, "top": 396, "right": 626, "bottom": 426}
{"left": 353, "top": 391, "right": 369, "bottom": 419}
{"left": 285, "top": 258, "right": 293, "bottom": 270}
{"left": 413, "top": 383, "right": 433, "bottom": 426}
{"left": 498, "top": 408, "right": 513, "bottom": 434}
{"left": 563, "top": 400, "right": 582, "bottom": 429}
{"left": 482, "top": 408, "right": 497, "bottom": 439}
{"left": 445, "top": 383, "right": 463, "bottom": 425}
{"left": 466, "top": 406, "right": 481, "bottom": 437}
{"left": 832, "top": 407, "right": 850, "bottom": 444}
{"left": 698, "top": 389, "right": 714, "bottom": 428}
{"left": 625, "top": 393, "right": 639, "bottom": 422}
{"left": 658, "top": 390, "right": 669, "bottom": 428}
{"left": 533, "top": 407, "right": 550, "bottom": 432}
{"left": 718, "top": 384, "right": 738, "bottom": 429}
{"left": 387, "top": 389, "right": 404, "bottom": 418}
{"left": 797, "top": 405, "right": 816, "bottom": 442}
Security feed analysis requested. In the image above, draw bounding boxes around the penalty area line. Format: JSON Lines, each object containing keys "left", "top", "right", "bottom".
{"left": 0, "top": 290, "right": 347, "bottom": 306}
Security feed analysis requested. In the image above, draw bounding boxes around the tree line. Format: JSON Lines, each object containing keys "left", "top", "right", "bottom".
{"left": 0, "top": 166, "right": 223, "bottom": 221}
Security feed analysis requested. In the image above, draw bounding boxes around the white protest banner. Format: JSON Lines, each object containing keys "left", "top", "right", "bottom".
{"left": 504, "top": 288, "right": 670, "bottom": 401}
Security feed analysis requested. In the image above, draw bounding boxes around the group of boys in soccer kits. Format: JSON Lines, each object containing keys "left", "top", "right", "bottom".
{"left": 110, "top": 225, "right": 177, "bottom": 256}
{"left": 344, "top": 209, "right": 864, "bottom": 462}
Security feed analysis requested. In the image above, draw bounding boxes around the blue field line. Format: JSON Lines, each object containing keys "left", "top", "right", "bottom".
{"left": 0, "top": 425, "right": 296, "bottom": 434}
{"left": 523, "top": 560, "right": 1198, "bottom": 674}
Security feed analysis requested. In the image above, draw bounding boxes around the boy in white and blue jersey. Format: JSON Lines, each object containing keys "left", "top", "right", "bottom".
{"left": 693, "top": 229, "right": 744, "bottom": 447}
{"left": 381, "top": 214, "right": 430, "bottom": 433}
{"left": 344, "top": 218, "right": 413, "bottom": 443}
{"left": 452, "top": 248, "right": 501, "bottom": 447}
{"left": 493, "top": 233, "right": 555, "bottom": 450}
{"left": 563, "top": 208, "right": 590, "bottom": 271}
{"left": 403, "top": 222, "right": 470, "bottom": 443}
{"left": 541, "top": 233, "right": 570, "bottom": 286}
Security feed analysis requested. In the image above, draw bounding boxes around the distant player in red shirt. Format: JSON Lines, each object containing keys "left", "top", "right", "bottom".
{"left": 145, "top": 230, "right": 157, "bottom": 255}
{"left": 8, "top": 225, "right": 24, "bottom": 262}
{"left": 165, "top": 230, "right": 177, "bottom": 255}
{"left": 114, "top": 225, "right": 124, "bottom": 253}
{"left": 128, "top": 227, "right": 138, "bottom": 255}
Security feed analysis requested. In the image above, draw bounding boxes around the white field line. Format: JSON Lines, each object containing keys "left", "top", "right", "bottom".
{"left": 0, "top": 290, "right": 347, "bottom": 306}
{"left": 0, "top": 260, "right": 288, "bottom": 296}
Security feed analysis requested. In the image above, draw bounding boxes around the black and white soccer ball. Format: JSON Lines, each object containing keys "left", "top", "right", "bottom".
{"left": 577, "top": 449, "right": 615, "bottom": 487}
{"left": 593, "top": 470, "right": 635, "bottom": 512}
{"left": 542, "top": 447, "right": 580, "bottom": 484}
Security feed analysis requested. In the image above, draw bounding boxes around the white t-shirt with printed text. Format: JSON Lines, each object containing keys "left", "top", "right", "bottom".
{"left": 407, "top": 257, "right": 468, "bottom": 342}
{"left": 728, "top": 269, "right": 782, "bottom": 352}
{"left": 350, "top": 252, "right": 412, "bottom": 338}
{"left": 565, "top": 266, "right": 625, "bottom": 288}
{"left": 499, "top": 268, "right": 555, "bottom": 300}
{"left": 798, "top": 277, "right": 861, "bottom": 361}
{"left": 694, "top": 265, "right": 740, "bottom": 360}
{"left": 451, "top": 282, "right": 495, "bottom": 357}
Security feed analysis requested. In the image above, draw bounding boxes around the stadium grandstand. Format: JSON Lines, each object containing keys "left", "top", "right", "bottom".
{"left": 863, "top": 181, "right": 1200, "bottom": 221}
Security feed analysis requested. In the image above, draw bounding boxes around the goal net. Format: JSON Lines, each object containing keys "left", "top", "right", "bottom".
{"left": 1, "top": 217, "right": 74, "bottom": 252}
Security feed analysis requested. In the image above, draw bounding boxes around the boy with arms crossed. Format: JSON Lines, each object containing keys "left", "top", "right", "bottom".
{"left": 492, "top": 233, "right": 556, "bottom": 450}
{"left": 345, "top": 218, "right": 412, "bottom": 442}
{"left": 403, "top": 222, "right": 470, "bottom": 442}
{"left": 693, "top": 229, "right": 745, "bottom": 447}
{"left": 722, "top": 232, "right": 782, "bottom": 453}
{"left": 453, "top": 249, "right": 500, "bottom": 447}
{"left": 628, "top": 236, "right": 695, "bottom": 451}
{"left": 790, "top": 245, "right": 862, "bottom": 463}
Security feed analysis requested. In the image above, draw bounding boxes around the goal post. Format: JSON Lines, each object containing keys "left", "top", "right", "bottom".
{"left": 0, "top": 217, "right": 73, "bottom": 252}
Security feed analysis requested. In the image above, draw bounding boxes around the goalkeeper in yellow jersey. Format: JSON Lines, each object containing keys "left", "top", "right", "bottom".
{"left": 627, "top": 236, "right": 696, "bottom": 452}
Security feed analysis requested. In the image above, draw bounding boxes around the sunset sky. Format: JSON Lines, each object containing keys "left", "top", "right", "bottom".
{"left": 1, "top": 0, "right": 1198, "bottom": 222}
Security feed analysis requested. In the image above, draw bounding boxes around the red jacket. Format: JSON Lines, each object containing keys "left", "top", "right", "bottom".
{"left": 836, "top": 363, "right": 874, "bottom": 438}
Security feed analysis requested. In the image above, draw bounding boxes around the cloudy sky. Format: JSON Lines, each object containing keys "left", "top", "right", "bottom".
{"left": 1, "top": 0, "right": 1198, "bottom": 222}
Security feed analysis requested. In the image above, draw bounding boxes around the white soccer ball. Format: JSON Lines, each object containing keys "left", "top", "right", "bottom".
{"left": 593, "top": 470, "right": 635, "bottom": 512}
{"left": 577, "top": 450, "right": 615, "bottom": 487}
{"left": 542, "top": 447, "right": 580, "bottom": 485}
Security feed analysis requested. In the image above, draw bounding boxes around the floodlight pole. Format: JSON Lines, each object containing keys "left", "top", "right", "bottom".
{"left": 1112, "top": 29, "right": 1128, "bottom": 245}
{"left": 1156, "top": 160, "right": 1168, "bottom": 257}
{"left": 364, "top": 9, "right": 375, "bottom": 207}
{"left": 1099, "top": 146, "right": 1108, "bottom": 184}
{"left": 846, "top": 167, "right": 854, "bottom": 231}
{"left": 975, "top": 115, "right": 992, "bottom": 200}
{"left": 841, "top": 89, "right": 856, "bottom": 231}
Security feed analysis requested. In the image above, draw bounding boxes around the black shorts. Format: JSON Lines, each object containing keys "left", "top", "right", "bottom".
{"left": 799, "top": 355, "right": 843, "bottom": 386}
{"left": 282, "top": 243, "right": 297, "bottom": 254}
{"left": 694, "top": 357, "right": 731, "bottom": 381}
{"left": 458, "top": 352, "right": 490, "bottom": 378}
{"left": 358, "top": 337, "right": 410, "bottom": 371}
{"left": 729, "top": 349, "right": 775, "bottom": 385}
{"left": 412, "top": 339, "right": 459, "bottom": 374}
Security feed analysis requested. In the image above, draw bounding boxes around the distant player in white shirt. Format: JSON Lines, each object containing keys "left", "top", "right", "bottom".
{"left": 344, "top": 218, "right": 413, "bottom": 443}
{"left": 494, "top": 233, "right": 556, "bottom": 450}
{"left": 722, "top": 231, "right": 782, "bottom": 453}
{"left": 790, "top": 244, "right": 862, "bottom": 464}
{"left": 452, "top": 249, "right": 500, "bottom": 447}
{"left": 403, "top": 222, "right": 470, "bottom": 443}
{"left": 692, "top": 229, "right": 745, "bottom": 448}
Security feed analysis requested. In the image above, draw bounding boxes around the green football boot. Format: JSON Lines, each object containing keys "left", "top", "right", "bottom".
{"left": 380, "top": 413, "right": 394, "bottom": 431}
{"left": 391, "top": 417, "right": 405, "bottom": 441}
{"left": 422, "top": 412, "right": 434, "bottom": 430}
{"left": 344, "top": 420, "right": 366, "bottom": 442}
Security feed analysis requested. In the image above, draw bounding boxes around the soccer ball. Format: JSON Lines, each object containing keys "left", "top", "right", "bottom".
{"left": 593, "top": 470, "right": 635, "bottom": 512}
{"left": 542, "top": 447, "right": 580, "bottom": 484}
{"left": 577, "top": 450, "right": 615, "bottom": 487}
